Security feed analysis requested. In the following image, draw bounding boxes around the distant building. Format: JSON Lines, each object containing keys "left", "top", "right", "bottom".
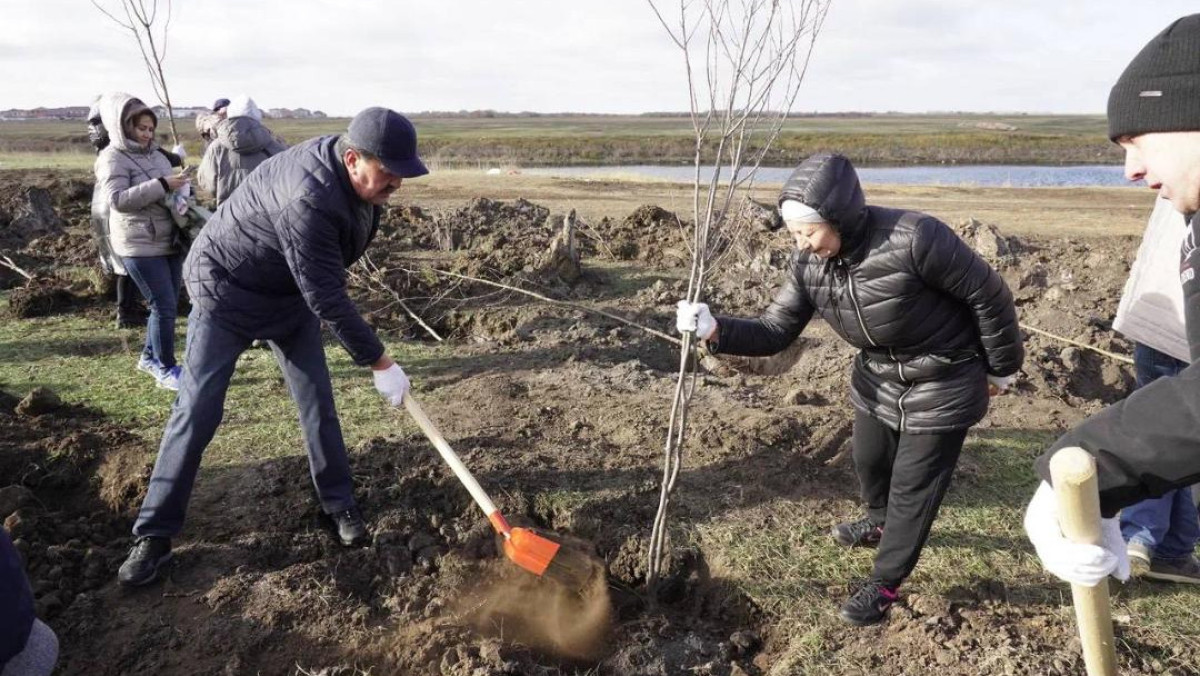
{"left": 0, "top": 106, "right": 89, "bottom": 120}
{"left": 150, "top": 106, "right": 211, "bottom": 119}
{"left": 266, "top": 107, "right": 328, "bottom": 119}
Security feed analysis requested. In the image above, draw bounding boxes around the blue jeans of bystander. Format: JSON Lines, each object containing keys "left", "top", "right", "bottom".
{"left": 122, "top": 254, "right": 184, "bottom": 369}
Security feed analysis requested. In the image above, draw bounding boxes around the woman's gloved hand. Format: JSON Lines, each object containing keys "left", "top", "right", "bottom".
{"left": 1024, "top": 481, "right": 1130, "bottom": 586}
{"left": 675, "top": 300, "right": 717, "bottom": 340}
{"left": 987, "top": 372, "right": 1017, "bottom": 395}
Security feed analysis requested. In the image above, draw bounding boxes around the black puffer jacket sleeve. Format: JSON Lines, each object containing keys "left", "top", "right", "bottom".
{"left": 911, "top": 219, "right": 1023, "bottom": 377}
{"left": 1037, "top": 365, "right": 1200, "bottom": 516}
{"left": 711, "top": 254, "right": 816, "bottom": 356}
{"left": 277, "top": 197, "right": 384, "bottom": 366}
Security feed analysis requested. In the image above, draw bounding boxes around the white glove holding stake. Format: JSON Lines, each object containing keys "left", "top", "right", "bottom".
{"left": 675, "top": 300, "right": 717, "bottom": 340}
{"left": 987, "top": 373, "right": 1016, "bottom": 394}
{"left": 1024, "top": 481, "right": 1130, "bottom": 586}
{"left": 172, "top": 143, "right": 187, "bottom": 160}
{"left": 372, "top": 363, "right": 410, "bottom": 407}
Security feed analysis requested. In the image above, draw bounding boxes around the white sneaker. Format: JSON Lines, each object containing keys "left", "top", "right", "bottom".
{"left": 136, "top": 355, "right": 160, "bottom": 375}
{"left": 155, "top": 365, "right": 182, "bottom": 391}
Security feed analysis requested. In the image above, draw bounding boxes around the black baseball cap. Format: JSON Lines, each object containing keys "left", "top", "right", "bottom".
{"left": 345, "top": 107, "right": 429, "bottom": 178}
{"left": 212, "top": 97, "right": 231, "bottom": 111}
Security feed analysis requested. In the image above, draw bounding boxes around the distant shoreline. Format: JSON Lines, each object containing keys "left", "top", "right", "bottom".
{"left": 0, "top": 113, "right": 1121, "bottom": 168}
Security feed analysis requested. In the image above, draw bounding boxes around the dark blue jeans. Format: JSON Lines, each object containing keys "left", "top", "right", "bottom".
{"left": 1120, "top": 343, "right": 1200, "bottom": 559}
{"left": 122, "top": 254, "right": 183, "bottom": 368}
{"left": 133, "top": 307, "right": 357, "bottom": 539}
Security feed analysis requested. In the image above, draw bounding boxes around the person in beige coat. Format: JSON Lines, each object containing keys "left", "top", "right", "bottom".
{"left": 94, "top": 92, "right": 190, "bottom": 390}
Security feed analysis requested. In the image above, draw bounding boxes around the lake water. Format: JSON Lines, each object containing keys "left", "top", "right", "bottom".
{"left": 524, "top": 164, "right": 1143, "bottom": 188}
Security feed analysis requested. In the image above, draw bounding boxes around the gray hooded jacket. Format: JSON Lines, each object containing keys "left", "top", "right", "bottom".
{"left": 93, "top": 92, "right": 180, "bottom": 258}
{"left": 198, "top": 96, "right": 287, "bottom": 205}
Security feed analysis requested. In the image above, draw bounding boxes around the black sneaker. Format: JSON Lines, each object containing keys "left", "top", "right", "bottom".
{"left": 839, "top": 580, "right": 898, "bottom": 626}
{"left": 831, "top": 517, "right": 883, "bottom": 548}
{"left": 329, "top": 508, "right": 370, "bottom": 547}
{"left": 1145, "top": 554, "right": 1200, "bottom": 584}
{"left": 117, "top": 536, "right": 173, "bottom": 586}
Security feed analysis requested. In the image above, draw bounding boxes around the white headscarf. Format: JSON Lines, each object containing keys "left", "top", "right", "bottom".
{"left": 780, "top": 199, "right": 825, "bottom": 224}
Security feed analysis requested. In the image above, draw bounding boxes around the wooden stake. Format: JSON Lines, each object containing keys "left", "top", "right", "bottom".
{"left": 1048, "top": 447, "right": 1119, "bottom": 676}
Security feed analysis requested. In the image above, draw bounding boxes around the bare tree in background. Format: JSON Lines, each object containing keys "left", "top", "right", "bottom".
{"left": 92, "top": 0, "right": 181, "bottom": 145}
{"left": 644, "top": 0, "right": 831, "bottom": 593}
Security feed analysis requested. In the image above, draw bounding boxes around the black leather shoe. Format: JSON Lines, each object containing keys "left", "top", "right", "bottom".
{"left": 118, "top": 536, "right": 173, "bottom": 586}
{"left": 839, "top": 580, "right": 898, "bottom": 626}
{"left": 831, "top": 516, "right": 883, "bottom": 548}
{"left": 329, "top": 508, "right": 370, "bottom": 547}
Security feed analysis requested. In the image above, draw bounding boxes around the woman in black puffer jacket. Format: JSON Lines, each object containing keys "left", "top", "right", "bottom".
{"left": 676, "top": 153, "right": 1023, "bottom": 626}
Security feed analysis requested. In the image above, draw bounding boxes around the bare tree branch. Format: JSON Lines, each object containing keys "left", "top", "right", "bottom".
{"left": 0, "top": 254, "right": 35, "bottom": 281}
{"left": 644, "top": 0, "right": 830, "bottom": 597}
{"left": 92, "top": 0, "right": 181, "bottom": 145}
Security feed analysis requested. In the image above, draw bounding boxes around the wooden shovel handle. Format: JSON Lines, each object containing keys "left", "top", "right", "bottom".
{"left": 403, "top": 394, "right": 503, "bottom": 524}
{"left": 1049, "top": 447, "right": 1118, "bottom": 676}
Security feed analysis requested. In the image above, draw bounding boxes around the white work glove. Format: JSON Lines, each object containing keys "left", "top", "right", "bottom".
{"left": 1024, "top": 481, "right": 1130, "bottom": 586}
{"left": 372, "top": 363, "right": 410, "bottom": 407}
{"left": 987, "top": 373, "right": 1016, "bottom": 394}
{"left": 675, "top": 300, "right": 717, "bottom": 341}
{"left": 171, "top": 143, "right": 187, "bottom": 160}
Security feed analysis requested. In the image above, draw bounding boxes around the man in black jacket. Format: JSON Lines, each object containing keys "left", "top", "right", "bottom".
{"left": 678, "top": 153, "right": 1023, "bottom": 625}
{"left": 117, "top": 107, "right": 425, "bottom": 586}
{"left": 1026, "top": 14, "right": 1200, "bottom": 586}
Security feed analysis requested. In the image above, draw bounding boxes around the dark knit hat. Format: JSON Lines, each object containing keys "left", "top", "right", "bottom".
{"left": 1108, "top": 14, "right": 1200, "bottom": 141}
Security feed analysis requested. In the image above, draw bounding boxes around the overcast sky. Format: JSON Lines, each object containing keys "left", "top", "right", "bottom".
{"left": 2, "top": 1, "right": 1198, "bottom": 115}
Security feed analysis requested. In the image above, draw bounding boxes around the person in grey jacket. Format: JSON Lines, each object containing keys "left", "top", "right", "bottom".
{"left": 94, "top": 92, "right": 190, "bottom": 391}
{"left": 118, "top": 107, "right": 425, "bottom": 587}
{"left": 677, "top": 153, "right": 1023, "bottom": 626}
{"left": 198, "top": 94, "right": 287, "bottom": 205}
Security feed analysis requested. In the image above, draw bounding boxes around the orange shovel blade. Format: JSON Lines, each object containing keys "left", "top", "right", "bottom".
{"left": 502, "top": 527, "right": 562, "bottom": 577}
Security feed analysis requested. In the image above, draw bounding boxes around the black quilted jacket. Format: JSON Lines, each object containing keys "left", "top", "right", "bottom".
{"left": 713, "top": 154, "right": 1024, "bottom": 433}
{"left": 183, "top": 135, "right": 385, "bottom": 366}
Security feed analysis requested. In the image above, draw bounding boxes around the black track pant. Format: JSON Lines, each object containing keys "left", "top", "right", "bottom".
{"left": 852, "top": 410, "right": 967, "bottom": 587}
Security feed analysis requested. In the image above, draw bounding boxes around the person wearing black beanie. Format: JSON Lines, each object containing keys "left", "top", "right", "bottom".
{"left": 1025, "top": 14, "right": 1200, "bottom": 588}
{"left": 1107, "top": 13, "right": 1200, "bottom": 215}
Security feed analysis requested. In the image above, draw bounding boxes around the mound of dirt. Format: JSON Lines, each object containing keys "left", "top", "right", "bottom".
{"left": 593, "top": 205, "right": 691, "bottom": 267}
{"left": 0, "top": 386, "right": 152, "bottom": 621}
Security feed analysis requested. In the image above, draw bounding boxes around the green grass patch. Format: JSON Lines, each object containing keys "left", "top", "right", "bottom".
{"left": 0, "top": 299, "right": 444, "bottom": 468}
{"left": 690, "top": 427, "right": 1200, "bottom": 671}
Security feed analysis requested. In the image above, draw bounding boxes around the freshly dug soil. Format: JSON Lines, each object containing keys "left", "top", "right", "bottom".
{"left": 0, "top": 167, "right": 1187, "bottom": 675}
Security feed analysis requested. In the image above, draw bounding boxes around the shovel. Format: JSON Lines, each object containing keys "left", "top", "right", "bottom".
{"left": 403, "top": 394, "right": 600, "bottom": 593}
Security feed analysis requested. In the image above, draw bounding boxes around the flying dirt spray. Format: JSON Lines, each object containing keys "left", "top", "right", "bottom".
{"left": 456, "top": 557, "right": 612, "bottom": 660}
{"left": 402, "top": 395, "right": 611, "bottom": 655}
